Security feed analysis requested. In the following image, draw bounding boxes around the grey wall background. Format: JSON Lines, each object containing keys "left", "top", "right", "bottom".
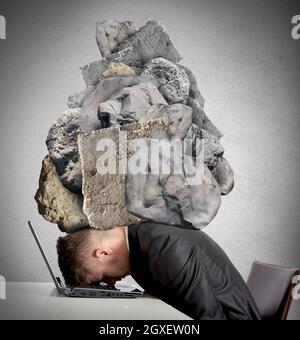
{"left": 0, "top": 0, "right": 299, "bottom": 319}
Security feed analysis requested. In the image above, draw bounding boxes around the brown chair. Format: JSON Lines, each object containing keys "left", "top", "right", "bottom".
{"left": 247, "top": 261, "right": 300, "bottom": 320}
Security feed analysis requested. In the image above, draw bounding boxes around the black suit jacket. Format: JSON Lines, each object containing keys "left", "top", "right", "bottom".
{"left": 128, "top": 222, "right": 261, "bottom": 320}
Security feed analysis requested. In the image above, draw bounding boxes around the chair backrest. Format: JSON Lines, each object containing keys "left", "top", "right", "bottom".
{"left": 247, "top": 261, "right": 300, "bottom": 320}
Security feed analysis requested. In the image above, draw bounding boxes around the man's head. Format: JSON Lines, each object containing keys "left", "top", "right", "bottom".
{"left": 56, "top": 226, "right": 131, "bottom": 286}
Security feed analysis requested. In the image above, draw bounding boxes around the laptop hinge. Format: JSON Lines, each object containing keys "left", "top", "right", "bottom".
{"left": 56, "top": 276, "right": 65, "bottom": 288}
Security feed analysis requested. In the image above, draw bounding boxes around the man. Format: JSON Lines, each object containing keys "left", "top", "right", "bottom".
{"left": 57, "top": 221, "right": 261, "bottom": 320}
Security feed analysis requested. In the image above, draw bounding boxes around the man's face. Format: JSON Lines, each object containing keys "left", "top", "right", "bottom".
{"left": 83, "top": 248, "right": 129, "bottom": 286}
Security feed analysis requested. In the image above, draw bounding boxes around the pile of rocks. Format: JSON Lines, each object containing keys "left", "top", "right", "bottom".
{"left": 35, "top": 20, "right": 234, "bottom": 233}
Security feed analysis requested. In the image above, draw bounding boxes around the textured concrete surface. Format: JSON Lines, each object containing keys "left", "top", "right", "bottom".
{"left": 0, "top": 0, "right": 299, "bottom": 319}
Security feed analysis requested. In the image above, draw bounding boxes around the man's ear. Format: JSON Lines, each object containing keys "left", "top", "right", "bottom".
{"left": 95, "top": 248, "right": 113, "bottom": 262}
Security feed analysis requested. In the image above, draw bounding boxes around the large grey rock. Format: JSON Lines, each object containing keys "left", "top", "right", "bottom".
{"left": 96, "top": 20, "right": 139, "bottom": 57}
{"left": 211, "top": 157, "right": 234, "bottom": 195}
{"left": 98, "top": 82, "right": 167, "bottom": 127}
{"left": 35, "top": 155, "right": 88, "bottom": 233}
{"left": 46, "top": 108, "right": 83, "bottom": 193}
{"left": 81, "top": 48, "right": 142, "bottom": 87}
{"left": 116, "top": 21, "right": 182, "bottom": 64}
{"left": 142, "top": 58, "right": 190, "bottom": 104}
{"left": 186, "top": 97, "right": 223, "bottom": 138}
{"left": 126, "top": 164, "right": 222, "bottom": 230}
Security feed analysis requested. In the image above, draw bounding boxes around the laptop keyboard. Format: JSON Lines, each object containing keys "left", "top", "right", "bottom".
{"left": 67, "top": 283, "right": 118, "bottom": 291}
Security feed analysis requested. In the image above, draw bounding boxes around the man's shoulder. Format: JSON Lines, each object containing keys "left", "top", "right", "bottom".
{"left": 128, "top": 222, "right": 193, "bottom": 262}
{"left": 128, "top": 221, "right": 191, "bottom": 239}
{"left": 128, "top": 222, "right": 195, "bottom": 279}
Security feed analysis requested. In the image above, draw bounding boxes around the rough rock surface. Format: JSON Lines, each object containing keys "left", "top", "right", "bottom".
{"left": 211, "top": 157, "right": 234, "bottom": 195}
{"left": 125, "top": 107, "right": 221, "bottom": 229}
{"left": 186, "top": 97, "right": 223, "bottom": 138}
{"left": 78, "top": 114, "right": 217, "bottom": 230}
{"left": 142, "top": 58, "right": 190, "bottom": 104}
{"left": 144, "top": 103, "right": 193, "bottom": 139}
{"left": 178, "top": 64, "right": 205, "bottom": 108}
{"left": 162, "top": 167, "right": 222, "bottom": 229}
{"left": 96, "top": 20, "right": 139, "bottom": 57}
{"left": 46, "top": 108, "right": 83, "bottom": 193}
{"left": 69, "top": 63, "right": 136, "bottom": 110}
{"left": 35, "top": 155, "right": 88, "bottom": 233}
{"left": 186, "top": 124, "right": 224, "bottom": 170}
{"left": 116, "top": 21, "right": 182, "bottom": 64}
{"left": 201, "top": 129, "right": 224, "bottom": 169}
{"left": 81, "top": 48, "right": 142, "bottom": 87}
{"left": 82, "top": 20, "right": 182, "bottom": 87}
{"left": 78, "top": 76, "right": 144, "bottom": 132}
{"left": 78, "top": 120, "right": 173, "bottom": 229}
{"left": 101, "top": 62, "right": 136, "bottom": 78}
{"left": 98, "top": 82, "right": 167, "bottom": 127}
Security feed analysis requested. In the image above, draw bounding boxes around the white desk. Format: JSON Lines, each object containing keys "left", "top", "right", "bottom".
{"left": 0, "top": 282, "right": 191, "bottom": 320}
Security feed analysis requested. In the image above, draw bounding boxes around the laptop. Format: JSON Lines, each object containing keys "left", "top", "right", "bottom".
{"left": 27, "top": 221, "right": 144, "bottom": 298}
